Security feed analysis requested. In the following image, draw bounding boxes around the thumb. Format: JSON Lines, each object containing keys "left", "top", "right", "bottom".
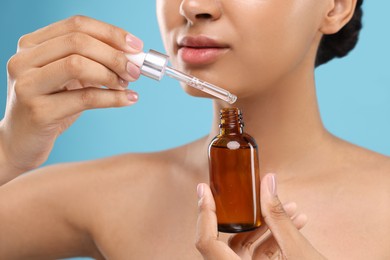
{"left": 260, "top": 174, "right": 307, "bottom": 252}
{"left": 261, "top": 173, "right": 284, "bottom": 221}
{"left": 195, "top": 183, "right": 240, "bottom": 260}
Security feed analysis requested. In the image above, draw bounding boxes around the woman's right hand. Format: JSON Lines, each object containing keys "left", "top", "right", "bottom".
{"left": 0, "top": 15, "right": 143, "bottom": 182}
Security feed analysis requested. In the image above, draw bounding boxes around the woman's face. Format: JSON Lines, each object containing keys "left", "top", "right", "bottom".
{"left": 156, "top": 0, "right": 328, "bottom": 99}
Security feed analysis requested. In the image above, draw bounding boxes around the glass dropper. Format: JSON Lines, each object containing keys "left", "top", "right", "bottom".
{"left": 126, "top": 49, "right": 237, "bottom": 104}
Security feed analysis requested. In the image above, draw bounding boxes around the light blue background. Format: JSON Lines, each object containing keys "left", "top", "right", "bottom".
{"left": 0, "top": 1, "right": 389, "bottom": 259}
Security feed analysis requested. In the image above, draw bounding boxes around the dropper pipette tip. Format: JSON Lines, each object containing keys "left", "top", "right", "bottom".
{"left": 228, "top": 93, "right": 238, "bottom": 104}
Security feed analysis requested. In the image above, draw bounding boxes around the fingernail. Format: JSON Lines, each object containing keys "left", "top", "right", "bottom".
{"left": 126, "top": 62, "right": 141, "bottom": 80}
{"left": 197, "top": 184, "right": 204, "bottom": 199}
{"left": 268, "top": 174, "right": 277, "bottom": 197}
{"left": 126, "top": 91, "right": 138, "bottom": 103}
{"left": 119, "top": 78, "right": 129, "bottom": 88}
{"left": 126, "top": 34, "right": 143, "bottom": 51}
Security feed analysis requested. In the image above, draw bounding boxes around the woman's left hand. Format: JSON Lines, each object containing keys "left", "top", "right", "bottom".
{"left": 195, "top": 173, "right": 326, "bottom": 259}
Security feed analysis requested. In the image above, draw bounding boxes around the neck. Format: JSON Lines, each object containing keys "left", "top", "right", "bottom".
{"left": 204, "top": 68, "right": 331, "bottom": 180}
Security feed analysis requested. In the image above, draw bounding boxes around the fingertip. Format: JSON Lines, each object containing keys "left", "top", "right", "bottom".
{"left": 261, "top": 173, "right": 277, "bottom": 197}
{"left": 197, "top": 183, "right": 208, "bottom": 209}
{"left": 126, "top": 90, "right": 138, "bottom": 104}
{"left": 200, "top": 183, "right": 214, "bottom": 203}
{"left": 268, "top": 173, "right": 277, "bottom": 197}
{"left": 301, "top": 214, "right": 308, "bottom": 224}
{"left": 119, "top": 78, "right": 129, "bottom": 88}
{"left": 125, "top": 33, "right": 144, "bottom": 52}
{"left": 195, "top": 185, "right": 220, "bottom": 253}
{"left": 126, "top": 62, "right": 141, "bottom": 81}
{"left": 197, "top": 183, "right": 205, "bottom": 199}
{"left": 197, "top": 183, "right": 217, "bottom": 213}
{"left": 292, "top": 213, "right": 308, "bottom": 230}
{"left": 283, "top": 201, "right": 298, "bottom": 217}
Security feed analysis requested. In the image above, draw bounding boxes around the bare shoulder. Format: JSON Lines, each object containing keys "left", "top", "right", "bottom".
{"left": 337, "top": 141, "right": 390, "bottom": 246}
{"left": 301, "top": 139, "right": 390, "bottom": 257}
{"left": 333, "top": 139, "right": 390, "bottom": 209}
{"left": 0, "top": 145, "right": 195, "bottom": 258}
{"left": 340, "top": 141, "right": 390, "bottom": 181}
{"left": 36, "top": 144, "right": 201, "bottom": 256}
{"left": 1, "top": 148, "right": 178, "bottom": 212}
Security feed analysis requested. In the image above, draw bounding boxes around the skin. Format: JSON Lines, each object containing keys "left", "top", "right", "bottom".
{"left": 195, "top": 176, "right": 325, "bottom": 259}
{"left": 0, "top": 0, "right": 389, "bottom": 259}
{"left": 0, "top": 16, "right": 143, "bottom": 184}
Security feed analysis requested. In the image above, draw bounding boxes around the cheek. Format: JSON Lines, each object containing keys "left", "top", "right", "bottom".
{"left": 156, "top": 0, "right": 182, "bottom": 55}
{"left": 156, "top": 0, "right": 324, "bottom": 99}
{"left": 223, "top": 1, "right": 324, "bottom": 96}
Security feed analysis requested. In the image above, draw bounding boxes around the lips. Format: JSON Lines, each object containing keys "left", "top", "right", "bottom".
{"left": 178, "top": 36, "right": 229, "bottom": 65}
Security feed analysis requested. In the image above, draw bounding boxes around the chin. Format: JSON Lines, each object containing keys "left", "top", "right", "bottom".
{"left": 175, "top": 64, "right": 263, "bottom": 101}
{"left": 181, "top": 84, "right": 211, "bottom": 98}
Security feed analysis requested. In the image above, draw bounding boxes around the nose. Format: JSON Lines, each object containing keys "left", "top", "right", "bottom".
{"left": 179, "top": 0, "right": 222, "bottom": 25}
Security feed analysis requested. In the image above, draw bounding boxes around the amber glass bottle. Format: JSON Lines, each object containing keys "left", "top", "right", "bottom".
{"left": 208, "top": 108, "right": 262, "bottom": 233}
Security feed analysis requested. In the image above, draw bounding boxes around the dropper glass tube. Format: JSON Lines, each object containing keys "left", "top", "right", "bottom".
{"left": 165, "top": 67, "right": 237, "bottom": 104}
{"left": 127, "top": 50, "right": 237, "bottom": 104}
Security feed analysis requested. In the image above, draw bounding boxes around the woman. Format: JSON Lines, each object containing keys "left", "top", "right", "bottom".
{"left": 0, "top": 0, "right": 389, "bottom": 259}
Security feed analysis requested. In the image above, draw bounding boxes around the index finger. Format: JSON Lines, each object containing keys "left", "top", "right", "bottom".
{"left": 19, "top": 15, "right": 143, "bottom": 53}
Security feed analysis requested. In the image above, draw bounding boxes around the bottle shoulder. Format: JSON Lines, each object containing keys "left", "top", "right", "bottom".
{"left": 209, "top": 133, "right": 258, "bottom": 148}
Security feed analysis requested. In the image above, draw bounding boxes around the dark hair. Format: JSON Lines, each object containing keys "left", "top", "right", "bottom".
{"left": 315, "top": 0, "right": 364, "bottom": 67}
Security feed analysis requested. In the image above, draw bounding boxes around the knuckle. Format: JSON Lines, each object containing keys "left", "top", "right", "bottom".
{"left": 17, "top": 34, "right": 32, "bottom": 49}
{"left": 64, "top": 55, "right": 84, "bottom": 77}
{"left": 268, "top": 198, "right": 287, "bottom": 220}
{"left": 13, "top": 80, "right": 23, "bottom": 98}
{"left": 6, "top": 54, "right": 20, "bottom": 77}
{"left": 197, "top": 198, "right": 214, "bottom": 213}
{"left": 195, "top": 238, "right": 211, "bottom": 253}
{"left": 66, "top": 15, "right": 87, "bottom": 31}
{"left": 105, "top": 69, "right": 119, "bottom": 87}
{"left": 104, "top": 24, "right": 122, "bottom": 42}
{"left": 13, "top": 76, "right": 32, "bottom": 98}
{"left": 65, "top": 32, "right": 87, "bottom": 52}
{"left": 28, "top": 99, "right": 48, "bottom": 125}
{"left": 80, "top": 88, "right": 95, "bottom": 108}
{"left": 197, "top": 199, "right": 209, "bottom": 212}
{"left": 112, "top": 51, "right": 124, "bottom": 71}
{"left": 113, "top": 91, "right": 126, "bottom": 106}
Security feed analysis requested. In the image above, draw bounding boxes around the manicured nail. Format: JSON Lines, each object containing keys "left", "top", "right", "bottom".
{"left": 119, "top": 78, "right": 129, "bottom": 88}
{"left": 126, "top": 62, "right": 141, "bottom": 80}
{"left": 126, "top": 34, "right": 143, "bottom": 51}
{"left": 268, "top": 174, "right": 277, "bottom": 197}
{"left": 197, "top": 184, "right": 204, "bottom": 199}
{"left": 126, "top": 91, "right": 138, "bottom": 103}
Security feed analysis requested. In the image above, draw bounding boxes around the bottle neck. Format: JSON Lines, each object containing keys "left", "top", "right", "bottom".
{"left": 219, "top": 108, "right": 244, "bottom": 135}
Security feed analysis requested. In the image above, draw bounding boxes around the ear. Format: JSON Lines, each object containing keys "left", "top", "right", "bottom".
{"left": 320, "top": 0, "right": 358, "bottom": 35}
